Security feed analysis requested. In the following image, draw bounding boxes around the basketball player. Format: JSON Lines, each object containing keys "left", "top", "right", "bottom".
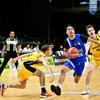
{"left": 81, "top": 25, "right": 100, "bottom": 95}
{"left": 0, "top": 45, "right": 54, "bottom": 98}
{"left": 50, "top": 24, "right": 100, "bottom": 96}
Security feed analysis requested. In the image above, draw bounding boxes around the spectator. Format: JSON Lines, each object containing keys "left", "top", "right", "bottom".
{"left": 33, "top": 44, "right": 40, "bottom": 52}
{"left": 22, "top": 44, "right": 31, "bottom": 53}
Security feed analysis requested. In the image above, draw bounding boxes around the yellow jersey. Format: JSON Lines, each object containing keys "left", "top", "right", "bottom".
{"left": 18, "top": 52, "right": 45, "bottom": 81}
{"left": 19, "top": 52, "right": 44, "bottom": 63}
{"left": 90, "top": 34, "right": 100, "bottom": 58}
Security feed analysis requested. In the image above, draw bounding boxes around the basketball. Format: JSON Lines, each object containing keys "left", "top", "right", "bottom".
{"left": 68, "top": 47, "right": 79, "bottom": 59}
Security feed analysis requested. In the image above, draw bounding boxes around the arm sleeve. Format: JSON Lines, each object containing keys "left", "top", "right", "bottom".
{"left": 80, "top": 34, "right": 88, "bottom": 43}
{"left": 63, "top": 39, "right": 70, "bottom": 49}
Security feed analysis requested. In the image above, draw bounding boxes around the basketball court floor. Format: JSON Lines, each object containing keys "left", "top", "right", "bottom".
{"left": 0, "top": 65, "right": 100, "bottom": 100}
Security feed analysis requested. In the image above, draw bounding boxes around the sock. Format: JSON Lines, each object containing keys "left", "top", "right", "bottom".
{"left": 5, "top": 84, "right": 9, "bottom": 88}
{"left": 0, "top": 84, "right": 9, "bottom": 89}
{"left": 41, "top": 86, "right": 46, "bottom": 93}
{"left": 58, "top": 83, "right": 62, "bottom": 89}
{"left": 84, "top": 85, "right": 89, "bottom": 91}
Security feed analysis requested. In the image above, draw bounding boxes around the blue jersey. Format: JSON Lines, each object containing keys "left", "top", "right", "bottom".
{"left": 66, "top": 34, "right": 86, "bottom": 63}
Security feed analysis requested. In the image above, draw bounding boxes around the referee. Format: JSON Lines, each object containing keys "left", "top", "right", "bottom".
{"left": 0, "top": 31, "right": 19, "bottom": 76}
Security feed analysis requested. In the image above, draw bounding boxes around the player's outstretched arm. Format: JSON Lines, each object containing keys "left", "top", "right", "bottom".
{"left": 38, "top": 56, "right": 54, "bottom": 83}
{"left": 12, "top": 53, "right": 32, "bottom": 63}
{"left": 88, "top": 37, "right": 100, "bottom": 45}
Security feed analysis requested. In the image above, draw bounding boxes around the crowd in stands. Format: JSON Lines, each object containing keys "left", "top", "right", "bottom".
{"left": 0, "top": 34, "right": 66, "bottom": 65}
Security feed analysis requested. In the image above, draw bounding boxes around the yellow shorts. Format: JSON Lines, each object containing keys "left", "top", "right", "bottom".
{"left": 18, "top": 64, "right": 38, "bottom": 81}
{"left": 89, "top": 55, "right": 100, "bottom": 67}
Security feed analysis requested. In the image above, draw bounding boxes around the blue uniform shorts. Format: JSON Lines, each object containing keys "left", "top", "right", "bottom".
{"left": 64, "top": 59, "right": 85, "bottom": 76}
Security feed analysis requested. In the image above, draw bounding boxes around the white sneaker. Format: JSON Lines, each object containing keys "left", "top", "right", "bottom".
{"left": 81, "top": 91, "right": 89, "bottom": 95}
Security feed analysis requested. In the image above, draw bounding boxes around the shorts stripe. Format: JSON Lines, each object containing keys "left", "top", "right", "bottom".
{"left": 66, "top": 59, "right": 75, "bottom": 68}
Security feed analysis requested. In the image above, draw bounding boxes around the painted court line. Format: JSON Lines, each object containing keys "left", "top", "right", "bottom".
{"left": 43, "top": 91, "right": 100, "bottom": 100}
{"left": 63, "top": 91, "right": 100, "bottom": 95}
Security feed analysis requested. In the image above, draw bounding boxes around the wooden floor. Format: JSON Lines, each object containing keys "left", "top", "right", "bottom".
{"left": 0, "top": 65, "right": 100, "bottom": 100}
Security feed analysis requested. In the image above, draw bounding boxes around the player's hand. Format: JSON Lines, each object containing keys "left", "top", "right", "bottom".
{"left": 64, "top": 51, "right": 69, "bottom": 57}
{"left": 50, "top": 74, "right": 54, "bottom": 83}
{"left": 1, "top": 53, "right": 4, "bottom": 57}
{"left": 67, "top": 53, "right": 74, "bottom": 59}
{"left": 12, "top": 58, "right": 17, "bottom": 63}
{"left": 64, "top": 52, "right": 74, "bottom": 58}
{"left": 67, "top": 53, "right": 78, "bottom": 59}
{"left": 17, "top": 53, "right": 19, "bottom": 56}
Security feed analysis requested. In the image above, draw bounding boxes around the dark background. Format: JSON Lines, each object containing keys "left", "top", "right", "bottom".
{"left": 0, "top": 0, "right": 100, "bottom": 44}
{"left": 0, "top": 0, "right": 47, "bottom": 40}
{"left": 48, "top": 0, "right": 100, "bottom": 44}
